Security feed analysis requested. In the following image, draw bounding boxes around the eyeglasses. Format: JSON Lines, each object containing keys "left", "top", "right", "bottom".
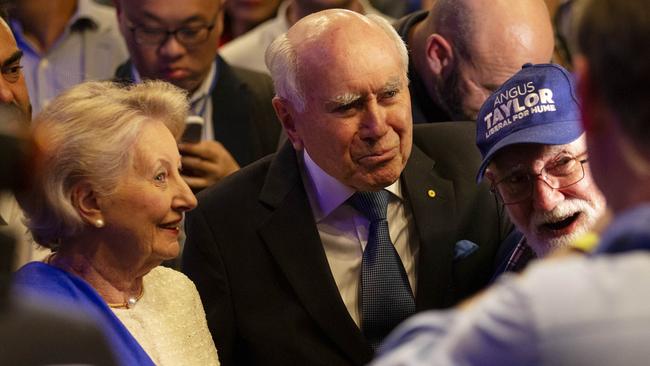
{"left": 492, "top": 153, "right": 589, "bottom": 205}
{"left": 127, "top": 15, "right": 218, "bottom": 47}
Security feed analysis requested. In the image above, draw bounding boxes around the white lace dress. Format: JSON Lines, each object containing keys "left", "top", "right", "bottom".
{"left": 111, "top": 266, "right": 219, "bottom": 365}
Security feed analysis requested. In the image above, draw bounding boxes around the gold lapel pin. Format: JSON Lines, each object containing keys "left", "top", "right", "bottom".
{"left": 427, "top": 189, "right": 436, "bottom": 198}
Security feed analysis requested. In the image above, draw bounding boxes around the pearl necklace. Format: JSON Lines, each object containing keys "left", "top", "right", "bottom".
{"left": 107, "top": 288, "right": 144, "bottom": 309}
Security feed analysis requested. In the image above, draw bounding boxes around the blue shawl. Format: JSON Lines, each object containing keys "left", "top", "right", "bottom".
{"left": 13, "top": 262, "right": 155, "bottom": 366}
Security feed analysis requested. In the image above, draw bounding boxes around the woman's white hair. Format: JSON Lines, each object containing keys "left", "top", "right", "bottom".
{"left": 265, "top": 13, "right": 409, "bottom": 112}
{"left": 21, "top": 80, "right": 188, "bottom": 249}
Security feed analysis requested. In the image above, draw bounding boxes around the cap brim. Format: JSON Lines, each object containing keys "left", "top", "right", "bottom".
{"left": 476, "top": 120, "right": 583, "bottom": 182}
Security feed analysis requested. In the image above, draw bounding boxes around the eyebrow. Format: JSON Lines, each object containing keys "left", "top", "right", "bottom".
{"left": 327, "top": 92, "right": 363, "bottom": 108}
{"left": 325, "top": 77, "right": 404, "bottom": 109}
{"left": 2, "top": 50, "right": 23, "bottom": 68}
{"left": 382, "top": 77, "right": 402, "bottom": 92}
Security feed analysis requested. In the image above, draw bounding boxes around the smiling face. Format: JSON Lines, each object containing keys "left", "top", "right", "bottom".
{"left": 99, "top": 121, "right": 197, "bottom": 265}
{"left": 116, "top": 0, "right": 222, "bottom": 93}
{"left": 486, "top": 136, "right": 606, "bottom": 256}
{"left": 281, "top": 18, "right": 412, "bottom": 191}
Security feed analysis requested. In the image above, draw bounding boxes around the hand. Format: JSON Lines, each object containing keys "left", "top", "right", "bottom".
{"left": 178, "top": 140, "right": 240, "bottom": 191}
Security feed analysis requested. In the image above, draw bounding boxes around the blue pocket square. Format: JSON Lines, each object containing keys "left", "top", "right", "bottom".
{"left": 454, "top": 240, "right": 479, "bottom": 260}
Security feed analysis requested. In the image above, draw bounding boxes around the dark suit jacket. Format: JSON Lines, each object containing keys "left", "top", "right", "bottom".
{"left": 182, "top": 122, "right": 512, "bottom": 366}
{"left": 114, "top": 56, "right": 281, "bottom": 166}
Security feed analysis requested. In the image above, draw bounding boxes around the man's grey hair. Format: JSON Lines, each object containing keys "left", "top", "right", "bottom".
{"left": 265, "top": 14, "right": 409, "bottom": 112}
{"left": 19, "top": 80, "right": 188, "bottom": 249}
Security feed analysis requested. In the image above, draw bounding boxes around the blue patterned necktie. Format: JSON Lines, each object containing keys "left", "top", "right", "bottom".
{"left": 349, "top": 190, "right": 416, "bottom": 350}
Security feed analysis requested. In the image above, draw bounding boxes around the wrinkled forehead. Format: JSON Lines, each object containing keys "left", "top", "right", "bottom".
{"left": 490, "top": 135, "right": 587, "bottom": 171}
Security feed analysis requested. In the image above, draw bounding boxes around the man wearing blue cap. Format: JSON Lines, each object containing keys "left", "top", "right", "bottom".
{"left": 371, "top": 26, "right": 650, "bottom": 362}
{"left": 371, "top": 0, "right": 650, "bottom": 361}
{"left": 476, "top": 63, "right": 605, "bottom": 274}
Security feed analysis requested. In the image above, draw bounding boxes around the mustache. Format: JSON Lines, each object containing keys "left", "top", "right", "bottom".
{"left": 530, "top": 198, "right": 601, "bottom": 228}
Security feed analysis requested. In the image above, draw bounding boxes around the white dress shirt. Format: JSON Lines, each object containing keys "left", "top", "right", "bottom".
{"left": 11, "top": 0, "right": 128, "bottom": 114}
{"left": 301, "top": 150, "right": 419, "bottom": 327}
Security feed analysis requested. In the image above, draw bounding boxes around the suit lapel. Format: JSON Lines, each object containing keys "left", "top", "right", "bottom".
{"left": 210, "top": 57, "right": 260, "bottom": 166}
{"left": 402, "top": 145, "right": 458, "bottom": 309}
{"left": 257, "top": 144, "right": 372, "bottom": 365}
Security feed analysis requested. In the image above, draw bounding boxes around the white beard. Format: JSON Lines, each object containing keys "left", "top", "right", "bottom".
{"left": 526, "top": 197, "right": 604, "bottom": 257}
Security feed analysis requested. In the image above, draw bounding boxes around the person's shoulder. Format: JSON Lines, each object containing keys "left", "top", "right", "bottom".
{"left": 220, "top": 15, "right": 285, "bottom": 73}
{"left": 503, "top": 252, "right": 650, "bottom": 337}
{"left": 220, "top": 17, "right": 278, "bottom": 53}
{"left": 230, "top": 63, "right": 273, "bottom": 89}
{"left": 392, "top": 10, "right": 428, "bottom": 39}
{"left": 81, "top": 0, "right": 120, "bottom": 31}
{"left": 147, "top": 266, "right": 195, "bottom": 291}
{"left": 217, "top": 57, "right": 274, "bottom": 97}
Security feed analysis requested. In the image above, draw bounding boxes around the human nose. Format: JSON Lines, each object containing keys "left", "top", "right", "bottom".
{"left": 358, "top": 100, "right": 388, "bottom": 140}
{"left": 531, "top": 176, "right": 564, "bottom": 211}
{"left": 158, "top": 34, "right": 186, "bottom": 58}
{"left": 173, "top": 177, "right": 198, "bottom": 212}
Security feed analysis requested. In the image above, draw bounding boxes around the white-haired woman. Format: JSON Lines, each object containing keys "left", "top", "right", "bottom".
{"left": 13, "top": 81, "right": 219, "bottom": 366}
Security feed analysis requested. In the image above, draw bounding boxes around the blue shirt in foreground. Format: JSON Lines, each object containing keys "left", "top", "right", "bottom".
{"left": 372, "top": 204, "right": 650, "bottom": 366}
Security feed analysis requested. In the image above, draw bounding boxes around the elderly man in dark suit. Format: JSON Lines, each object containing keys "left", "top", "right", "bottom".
{"left": 183, "top": 9, "right": 511, "bottom": 366}
{"left": 113, "top": 0, "right": 280, "bottom": 191}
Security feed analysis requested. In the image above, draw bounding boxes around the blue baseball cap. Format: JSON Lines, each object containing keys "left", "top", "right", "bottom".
{"left": 476, "top": 63, "right": 583, "bottom": 182}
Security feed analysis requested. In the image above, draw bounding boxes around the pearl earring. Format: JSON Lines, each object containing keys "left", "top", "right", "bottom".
{"left": 95, "top": 219, "right": 105, "bottom": 228}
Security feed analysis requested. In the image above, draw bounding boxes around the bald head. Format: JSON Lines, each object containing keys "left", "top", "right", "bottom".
{"left": 290, "top": 9, "right": 407, "bottom": 68}
{"left": 413, "top": 0, "right": 554, "bottom": 121}
{"left": 266, "top": 9, "right": 408, "bottom": 110}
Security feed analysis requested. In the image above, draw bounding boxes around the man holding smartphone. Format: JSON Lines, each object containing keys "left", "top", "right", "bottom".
{"left": 114, "top": 0, "right": 281, "bottom": 191}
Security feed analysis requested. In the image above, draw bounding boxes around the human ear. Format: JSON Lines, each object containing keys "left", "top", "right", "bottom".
{"left": 272, "top": 96, "right": 303, "bottom": 150}
{"left": 425, "top": 34, "right": 454, "bottom": 78}
{"left": 71, "top": 181, "right": 104, "bottom": 228}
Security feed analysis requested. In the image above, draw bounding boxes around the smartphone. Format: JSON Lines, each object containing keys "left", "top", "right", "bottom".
{"left": 181, "top": 115, "right": 204, "bottom": 143}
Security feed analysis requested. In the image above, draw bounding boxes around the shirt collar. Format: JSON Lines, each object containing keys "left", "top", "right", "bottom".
{"left": 188, "top": 61, "right": 217, "bottom": 105}
{"left": 302, "top": 149, "right": 402, "bottom": 222}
